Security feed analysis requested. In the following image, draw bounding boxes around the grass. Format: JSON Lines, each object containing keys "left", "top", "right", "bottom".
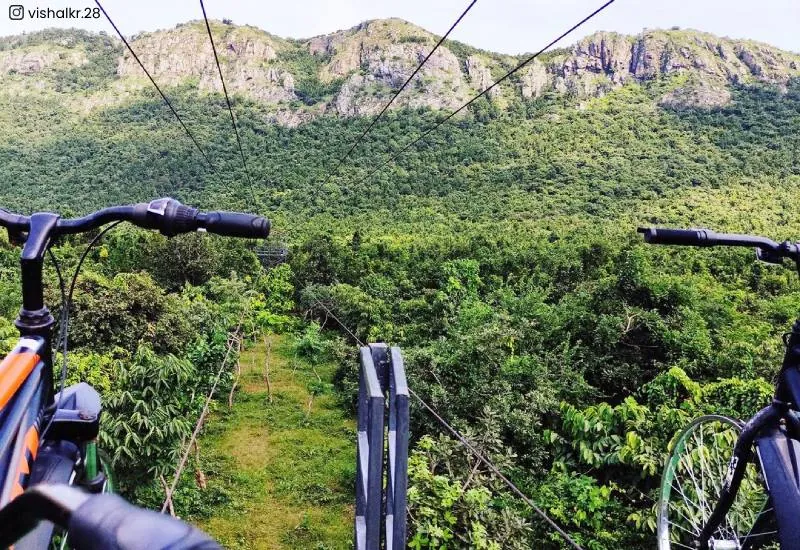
{"left": 194, "top": 334, "right": 355, "bottom": 549}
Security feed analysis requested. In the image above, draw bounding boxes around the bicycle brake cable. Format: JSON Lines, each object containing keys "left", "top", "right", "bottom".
{"left": 40, "top": 248, "right": 68, "bottom": 443}
{"left": 40, "top": 221, "right": 123, "bottom": 442}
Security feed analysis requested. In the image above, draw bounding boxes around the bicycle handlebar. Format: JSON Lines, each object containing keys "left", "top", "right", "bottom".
{"left": 0, "top": 198, "right": 271, "bottom": 239}
{"left": 638, "top": 227, "right": 799, "bottom": 262}
{"left": 69, "top": 493, "right": 220, "bottom": 550}
{"left": 638, "top": 227, "right": 714, "bottom": 246}
{"left": 637, "top": 227, "right": 797, "bottom": 256}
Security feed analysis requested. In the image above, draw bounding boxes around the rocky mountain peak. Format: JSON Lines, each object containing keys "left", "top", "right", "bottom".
{"left": 1, "top": 22, "right": 798, "bottom": 124}
{"left": 545, "top": 29, "right": 800, "bottom": 107}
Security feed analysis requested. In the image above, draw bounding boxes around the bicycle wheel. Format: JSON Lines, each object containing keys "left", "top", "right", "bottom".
{"left": 657, "top": 415, "right": 777, "bottom": 550}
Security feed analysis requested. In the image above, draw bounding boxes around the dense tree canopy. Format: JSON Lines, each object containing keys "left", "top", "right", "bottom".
{"left": 1, "top": 50, "right": 799, "bottom": 545}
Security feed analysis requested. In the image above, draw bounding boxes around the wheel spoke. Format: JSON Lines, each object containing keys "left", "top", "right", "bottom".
{"left": 680, "top": 453, "right": 710, "bottom": 521}
{"left": 657, "top": 416, "right": 776, "bottom": 550}
{"left": 672, "top": 477, "right": 702, "bottom": 532}
{"left": 668, "top": 519, "right": 698, "bottom": 537}
{"left": 744, "top": 530, "right": 778, "bottom": 537}
{"left": 669, "top": 500, "right": 702, "bottom": 534}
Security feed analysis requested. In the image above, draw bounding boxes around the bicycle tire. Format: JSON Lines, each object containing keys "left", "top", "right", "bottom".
{"left": 657, "top": 414, "right": 777, "bottom": 550}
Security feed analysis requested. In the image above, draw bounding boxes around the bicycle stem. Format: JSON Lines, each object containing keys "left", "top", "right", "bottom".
{"left": 15, "top": 213, "right": 60, "bottom": 404}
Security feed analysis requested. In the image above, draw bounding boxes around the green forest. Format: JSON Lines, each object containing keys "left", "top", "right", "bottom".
{"left": 1, "top": 25, "right": 800, "bottom": 549}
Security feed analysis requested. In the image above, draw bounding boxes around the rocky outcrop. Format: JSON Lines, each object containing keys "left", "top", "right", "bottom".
{"left": 659, "top": 78, "right": 732, "bottom": 109}
{"left": 552, "top": 30, "right": 800, "bottom": 107}
{"left": 465, "top": 55, "right": 501, "bottom": 97}
{"left": 560, "top": 32, "right": 632, "bottom": 85}
{"left": 3, "top": 21, "right": 800, "bottom": 122}
{"left": 312, "top": 19, "right": 472, "bottom": 114}
{"left": 521, "top": 61, "right": 549, "bottom": 98}
{"left": 117, "top": 22, "right": 295, "bottom": 103}
{"left": 0, "top": 48, "right": 85, "bottom": 75}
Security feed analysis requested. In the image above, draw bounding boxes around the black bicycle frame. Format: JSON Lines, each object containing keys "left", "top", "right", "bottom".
{"left": 0, "top": 213, "right": 62, "bottom": 511}
{"left": 698, "top": 318, "right": 800, "bottom": 549}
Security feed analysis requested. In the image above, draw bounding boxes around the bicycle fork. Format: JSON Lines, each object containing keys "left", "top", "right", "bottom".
{"left": 698, "top": 404, "right": 780, "bottom": 550}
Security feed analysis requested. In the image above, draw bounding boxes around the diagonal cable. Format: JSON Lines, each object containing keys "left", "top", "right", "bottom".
{"left": 199, "top": 0, "right": 258, "bottom": 207}
{"left": 94, "top": 0, "right": 214, "bottom": 170}
{"left": 350, "top": 0, "right": 616, "bottom": 189}
{"left": 320, "top": 0, "right": 478, "bottom": 188}
{"left": 409, "top": 388, "right": 584, "bottom": 550}
{"left": 161, "top": 316, "right": 244, "bottom": 513}
{"left": 306, "top": 291, "right": 584, "bottom": 549}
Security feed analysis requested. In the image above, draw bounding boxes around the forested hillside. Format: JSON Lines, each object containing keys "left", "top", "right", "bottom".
{"left": 1, "top": 19, "right": 800, "bottom": 548}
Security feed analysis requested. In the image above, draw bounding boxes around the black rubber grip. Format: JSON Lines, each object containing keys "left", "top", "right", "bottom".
{"left": 202, "top": 211, "right": 270, "bottom": 239}
{"left": 637, "top": 227, "right": 715, "bottom": 246}
{"left": 68, "top": 494, "right": 220, "bottom": 550}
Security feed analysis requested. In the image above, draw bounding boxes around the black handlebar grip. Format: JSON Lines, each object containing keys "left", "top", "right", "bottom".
{"left": 637, "top": 227, "right": 716, "bottom": 246}
{"left": 202, "top": 211, "right": 271, "bottom": 239}
{"left": 68, "top": 494, "right": 220, "bottom": 550}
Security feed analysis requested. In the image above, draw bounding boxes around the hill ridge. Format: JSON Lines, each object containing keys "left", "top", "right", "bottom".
{"left": 1, "top": 20, "right": 799, "bottom": 124}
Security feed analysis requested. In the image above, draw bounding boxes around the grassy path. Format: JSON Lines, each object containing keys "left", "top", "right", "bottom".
{"left": 195, "top": 334, "right": 355, "bottom": 549}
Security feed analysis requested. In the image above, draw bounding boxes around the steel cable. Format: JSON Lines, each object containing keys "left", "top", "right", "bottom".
{"left": 306, "top": 292, "right": 584, "bottom": 549}
{"left": 319, "top": 0, "right": 479, "bottom": 189}
{"left": 199, "top": 0, "right": 259, "bottom": 207}
{"left": 350, "top": 0, "right": 616, "bottom": 189}
{"left": 95, "top": 0, "right": 214, "bottom": 170}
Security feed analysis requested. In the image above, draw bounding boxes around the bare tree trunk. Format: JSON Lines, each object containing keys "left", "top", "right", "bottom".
{"left": 263, "top": 335, "right": 273, "bottom": 403}
{"left": 228, "top": 337, "right": 243, "bottom": 408}
{"left": 306, "top": 394, "right": 314, "bottom": 417}
{"left": 461, "top": 459, "right": 482, "bottom": 491}
{"left": 193, "top": 440, "right": 207, "bottom": 490}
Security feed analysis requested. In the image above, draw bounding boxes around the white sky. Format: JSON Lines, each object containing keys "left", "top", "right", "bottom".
{"left": 1, "top": 0, "right": 798, "bottom": 54}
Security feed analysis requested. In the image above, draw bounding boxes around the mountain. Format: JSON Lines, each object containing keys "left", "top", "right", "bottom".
{"left": 1, "top": 18, "right": 800, "bottom": 549}
{"left": 1, "top": 20, "right": 799, "bottom": 126}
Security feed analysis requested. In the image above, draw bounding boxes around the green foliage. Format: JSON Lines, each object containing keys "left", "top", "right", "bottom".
{"left": 253, "top": 264, "right": 296, "bottom": 332}
{"left": 408, "top": 435, "right": 531, "bottom": 549}
{"left": 536, "top": 473, "right": 638, "bottom": 549}
{"left": 276, "top": 49, "right": 344, "bottom": 105}
{"left": 398, "top": 35, "right": 428, "bottom": 44}
{"left": 293, "top": 322, "right": 346, "bottom": 366}
{"left": 131, "top": 467, "right": 232, "bottom": 519}
{"left": 0, "top": 317, "right": 19, "bottom": 356}
{"left": 257, "top": 264, "right": 295, "bottom": 314}
{"left": 62, "top": 351, "right": 117, "bottom": 393}
{"left": 698, "top": 377, "right": 774, "bottom": 418}
{"left": 0, "top": 30, "right": 799, "bottom": 544}
{"left": 0, "top": 29, "right": 121, "bottom": 92}
{"left": 101, "top": 346, "right": 199, "bottom": 483}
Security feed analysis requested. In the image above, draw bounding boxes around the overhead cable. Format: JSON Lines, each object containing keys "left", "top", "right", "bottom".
{"left": 95, "top": 0, "right": 215, "bottom": 170}
{"left": 351, "top": 0, "right": 616, "bottom": 188}
{"left": 319, "top": 0, "right": 479, "bottom": 188}
{"left": 199, "top": 0, "right": 259, "bottom": 206}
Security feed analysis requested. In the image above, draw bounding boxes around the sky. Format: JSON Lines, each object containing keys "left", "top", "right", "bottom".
{"left": 1, "top": 0, "right": 799, "bottom": 55}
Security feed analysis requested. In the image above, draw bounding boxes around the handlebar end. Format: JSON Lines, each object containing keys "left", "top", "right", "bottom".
{"left": 202, "top": 211, "right": 271, "bottom": 239}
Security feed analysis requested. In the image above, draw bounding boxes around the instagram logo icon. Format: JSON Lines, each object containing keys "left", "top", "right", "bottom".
{"left": 9, "top": 5, "right": 24, "bottom": 20}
